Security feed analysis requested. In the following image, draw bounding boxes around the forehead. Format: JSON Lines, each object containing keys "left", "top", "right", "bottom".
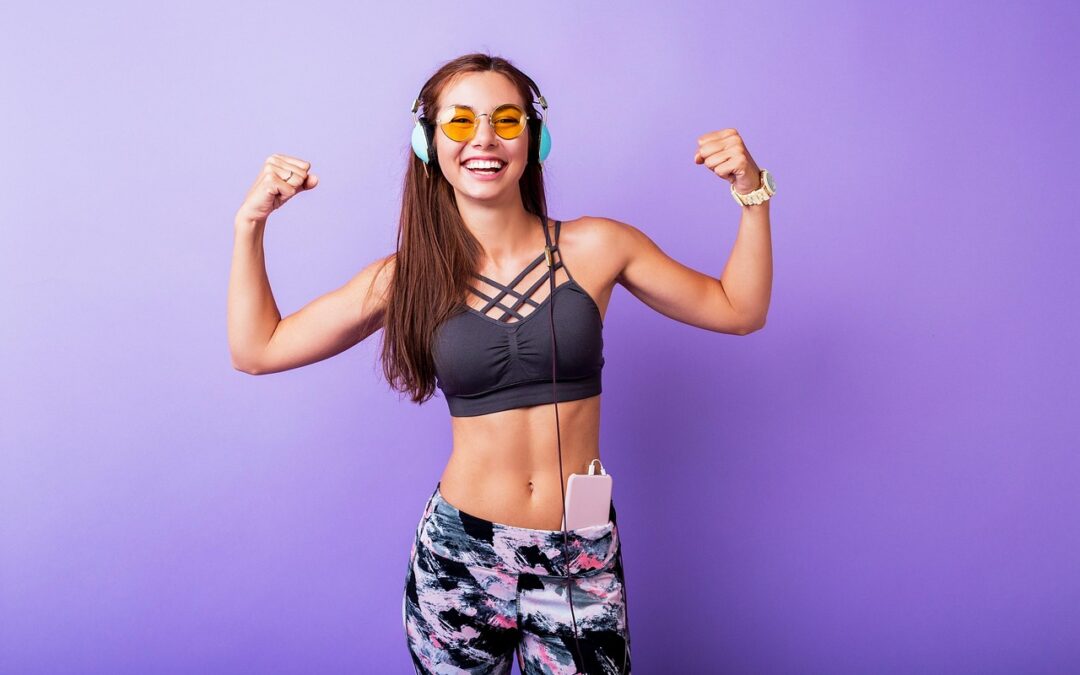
{"left": 437, "top": 71, "right": 525, "bottom": 109}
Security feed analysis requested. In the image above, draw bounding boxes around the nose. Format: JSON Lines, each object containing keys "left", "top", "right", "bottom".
{"left": 471, "top": 115, "right": 498, "bottom": 146}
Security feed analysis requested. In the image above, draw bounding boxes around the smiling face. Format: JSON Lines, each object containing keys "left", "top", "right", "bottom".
{"left": 433, "top": 71, "right": 531, "bottom": 201}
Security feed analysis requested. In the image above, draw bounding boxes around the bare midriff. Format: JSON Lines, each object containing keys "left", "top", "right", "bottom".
{"left": 438, "top": 393, "right": 603, "bottom": 531}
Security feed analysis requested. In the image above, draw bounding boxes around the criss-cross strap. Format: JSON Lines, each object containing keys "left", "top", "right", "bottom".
{"left": 465, "top": 219, "right": 564, "bottom": 323}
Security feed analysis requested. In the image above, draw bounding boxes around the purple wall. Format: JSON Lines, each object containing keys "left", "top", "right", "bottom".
{"left": 3, "top": 1, "right": 1077, "bottom": 673}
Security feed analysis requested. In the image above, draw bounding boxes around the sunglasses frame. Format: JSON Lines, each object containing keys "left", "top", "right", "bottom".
{"left": 433, "top": 103, "right": 538, "bottom": 142}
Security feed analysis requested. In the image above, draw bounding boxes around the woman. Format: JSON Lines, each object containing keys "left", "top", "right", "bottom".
{"left": 228, "top": 53, "right": 773, "bottom": 674}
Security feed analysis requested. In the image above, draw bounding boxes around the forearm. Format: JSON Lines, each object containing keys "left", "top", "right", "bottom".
{"left": 227, "top": 218, "right": 282, "bottom": 371}
{"left": 720, "top": 200, "right": 772, "bottom": 329}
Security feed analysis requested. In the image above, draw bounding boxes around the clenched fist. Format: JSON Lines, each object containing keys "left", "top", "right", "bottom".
{"left": 235, "top": 154, "right": 319, "bottom": 225}
{"left": 693, "top": 129, "right": 762, "bottom": 194}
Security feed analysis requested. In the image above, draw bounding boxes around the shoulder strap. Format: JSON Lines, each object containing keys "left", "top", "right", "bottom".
{"left": 540, "top": 218, "right": 562, "bottom": 249}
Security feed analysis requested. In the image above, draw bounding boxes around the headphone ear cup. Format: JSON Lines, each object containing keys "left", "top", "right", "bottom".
{"left": 411, "top": 118, "right": 438, "bottom": 165}
{"left": 538, "top": 122, "right": 552, "bottom": 163}
{"left": 410, "top": 120, "right": 429, "bottom": 163}
{"left": 527, "top": 118, "right": 552, "bottom": 165}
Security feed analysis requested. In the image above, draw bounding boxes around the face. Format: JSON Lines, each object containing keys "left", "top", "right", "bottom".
{"left": 432, "top": 71, "right": 531, "bottom": 200}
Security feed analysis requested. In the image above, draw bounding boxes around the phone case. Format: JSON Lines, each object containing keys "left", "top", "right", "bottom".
{"left": 562, "top": 460, "right": 613, "bottom": 530}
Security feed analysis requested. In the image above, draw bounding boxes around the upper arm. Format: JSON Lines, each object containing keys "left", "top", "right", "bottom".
{"left": 244, "top": 253, "right": 396, "bottom": 375}
{"left": 604, "top": 217, "right": 757, "bottom": 335}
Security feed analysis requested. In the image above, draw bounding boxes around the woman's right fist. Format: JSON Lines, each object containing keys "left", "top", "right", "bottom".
{"left": 235, "top": 154, "right": 319, "bottom": 224}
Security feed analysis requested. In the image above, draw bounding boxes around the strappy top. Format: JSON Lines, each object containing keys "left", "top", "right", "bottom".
{"left": 432, "top": 219, "right": 605, "bottom": 417}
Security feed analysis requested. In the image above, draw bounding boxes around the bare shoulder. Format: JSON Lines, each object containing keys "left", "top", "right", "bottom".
{"left": 557, "top": 215, "right": 622, "bottom": 258}
{"left": 553, "top": 216, "right": 629, "bottom": 320}
{"left": 560, "top": 215, "right": 637, "bottom": 281}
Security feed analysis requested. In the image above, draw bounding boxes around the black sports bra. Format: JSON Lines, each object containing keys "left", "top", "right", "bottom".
{"left": 432, "top": 219, "right": 605, "bottom": 417}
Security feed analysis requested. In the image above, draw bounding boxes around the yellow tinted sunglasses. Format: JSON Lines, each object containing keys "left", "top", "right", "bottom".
{"left": 435, "top": 103, "right": 531, "bottom": 142}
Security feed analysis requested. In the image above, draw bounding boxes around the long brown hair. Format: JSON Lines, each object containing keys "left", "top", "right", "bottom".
{"left": 380, "top": 52, "right": 551, "bottom": 405}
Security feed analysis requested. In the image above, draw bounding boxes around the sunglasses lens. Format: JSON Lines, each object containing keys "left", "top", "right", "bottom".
{"left": 492, "top": 105, "right": 526, "bottom": 140}
{"left": 442, "top": 106, "right": 476, "bottom": 142}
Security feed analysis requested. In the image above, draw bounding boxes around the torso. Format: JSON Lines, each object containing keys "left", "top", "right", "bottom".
{"left": 437, "top": 216, "right": 617, "bottom": 530}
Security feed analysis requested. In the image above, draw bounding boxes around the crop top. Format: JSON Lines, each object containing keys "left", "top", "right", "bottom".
{"left": 432, "top": 219, "right": 605, "bottom": 417}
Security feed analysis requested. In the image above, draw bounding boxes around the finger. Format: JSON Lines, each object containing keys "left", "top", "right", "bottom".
{"left": 272, "top": 154, "right": 312, "bottom": 171}
{"left": 710, "top": 156, "right": 740, "bottom": 183}
{"left": 704, "top": 150, "right": 735, "bottom": 171}
{"left": 694, "top": 142, "right": 728, "bottom": 164}
{"left": 262, "top": 165, "right": 298, "bottom": 191}
{"left": 698, "top": 137, "right": 735, "bottom": 158}
{"left": 697, "top": 128, "right": 739, "bottom": 146}
{"left": 270, "top": 172, "right": 300, "bottom": 198}
{"left": 266, "top": 157, "right": 307, "bottom": 186}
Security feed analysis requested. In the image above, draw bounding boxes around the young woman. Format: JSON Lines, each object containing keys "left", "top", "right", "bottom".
{"left": 228, "top": 53, "right": 773, "bottom": 675}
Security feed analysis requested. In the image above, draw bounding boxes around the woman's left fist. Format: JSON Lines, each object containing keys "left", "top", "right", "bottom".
{"left": 694, "top": 129, "right": 761, "bottom": 193}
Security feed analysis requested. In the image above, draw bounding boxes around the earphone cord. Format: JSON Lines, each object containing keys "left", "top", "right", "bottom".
{"left": 546, "top": 240, "right": 587, "bottom": 674}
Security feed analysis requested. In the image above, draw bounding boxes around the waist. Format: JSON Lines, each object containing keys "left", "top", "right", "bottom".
{"left": 417, "top": 482, "right": 619, "bottom": 577}
{"left": 439, "top": 456, "right": 603, "bottom": 531}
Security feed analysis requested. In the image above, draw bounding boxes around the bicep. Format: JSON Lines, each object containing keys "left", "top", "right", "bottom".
{"left": 251, "top": 253, "right": 395, "bottom": 375}
{"left": 610, "top": 218, "right": 752, "bottom": 335}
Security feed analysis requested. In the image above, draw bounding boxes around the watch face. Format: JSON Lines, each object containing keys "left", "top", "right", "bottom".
{"left": 764, "top": 171, "right": 777, "bottom": 192}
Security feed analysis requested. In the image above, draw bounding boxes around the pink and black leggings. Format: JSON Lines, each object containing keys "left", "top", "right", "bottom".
{"left": 402, "top": 482, "right": 632, "bottom": 674}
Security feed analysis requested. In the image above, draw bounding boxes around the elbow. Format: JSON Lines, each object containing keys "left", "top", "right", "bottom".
{"left": 232, "top": 361, "right": 257, "bottom": 376}
{"left": 230, "top": 353, "right": 264, "bottom": 375}
{"left": 737, "top": 315, "right": 767, "bottom": 335}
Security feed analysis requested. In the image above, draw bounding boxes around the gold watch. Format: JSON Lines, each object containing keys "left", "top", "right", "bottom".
{"left": 731, "top": 169, "right": 776, "bottom": 206}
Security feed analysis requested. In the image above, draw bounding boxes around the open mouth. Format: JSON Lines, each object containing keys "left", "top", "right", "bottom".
{"left": 462, "top": 161, "right": 507, "bottom": 177}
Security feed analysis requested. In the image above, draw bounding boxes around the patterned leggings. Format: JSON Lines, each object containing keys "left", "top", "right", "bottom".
{"left": 402, "top": 482, "right": 632, "bottom": 674}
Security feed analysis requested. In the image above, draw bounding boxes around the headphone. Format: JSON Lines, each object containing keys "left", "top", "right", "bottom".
{"left": 408, "top": 83, "right": 627, "bottom": 674}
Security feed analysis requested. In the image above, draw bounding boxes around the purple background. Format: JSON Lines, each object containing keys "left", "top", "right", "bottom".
{"left": 3, "top": 1, "right": 1078, "bottom": 673}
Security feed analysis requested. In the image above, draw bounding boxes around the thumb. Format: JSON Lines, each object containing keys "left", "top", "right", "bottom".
{"left": 304, "top": 173, "right": 319, "bottom": 189}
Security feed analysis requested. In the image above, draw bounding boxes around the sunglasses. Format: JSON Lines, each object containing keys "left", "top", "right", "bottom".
{"left": 433, "top": 103, "right": 534, "bottom": 142}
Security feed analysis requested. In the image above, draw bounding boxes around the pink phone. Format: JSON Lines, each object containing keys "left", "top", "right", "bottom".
{"left": 562, "top": 460, "right": 613, "bottom": 530}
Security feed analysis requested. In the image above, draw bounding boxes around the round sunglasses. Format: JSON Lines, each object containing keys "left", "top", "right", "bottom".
{"left": 434, "top": 104, "right": 533, "bottom": 142}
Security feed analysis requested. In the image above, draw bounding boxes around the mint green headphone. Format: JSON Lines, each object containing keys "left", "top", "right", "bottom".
{"left": 409, "top": 90, "right": 552, "bottom": 170}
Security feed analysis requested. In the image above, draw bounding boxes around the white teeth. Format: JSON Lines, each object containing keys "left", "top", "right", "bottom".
{"left": 463, "top": 159, "right": 505, "bottom": 170}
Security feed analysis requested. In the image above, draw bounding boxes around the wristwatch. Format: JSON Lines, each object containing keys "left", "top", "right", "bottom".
{"left": 731, "top": 169, "right": 777, "bottom": 206}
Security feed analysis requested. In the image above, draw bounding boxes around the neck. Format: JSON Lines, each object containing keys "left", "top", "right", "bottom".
{"left": 454, "top": 190, "right": 543, "bottom": 265}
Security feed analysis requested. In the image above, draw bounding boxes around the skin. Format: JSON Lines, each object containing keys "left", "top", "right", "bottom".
{"left": 229, "top": 71, "right": 773, "bottom": 531}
